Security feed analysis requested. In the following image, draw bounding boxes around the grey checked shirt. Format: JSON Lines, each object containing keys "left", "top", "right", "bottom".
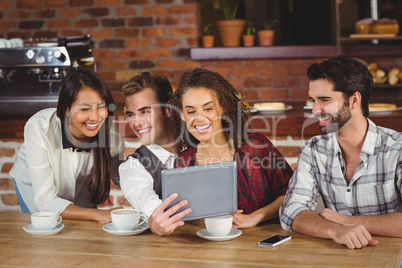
{"left": 280, "top": 119, "right": 402, "bottom": 232}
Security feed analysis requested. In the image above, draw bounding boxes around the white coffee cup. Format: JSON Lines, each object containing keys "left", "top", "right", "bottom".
{"left": 111, "top": 209, "right": 147, "bottom": 231}
{"left": 204, "top": 215, "right": 233, "bottom": 237}
{"left": 31, "top": 212, "right": 62, "bottom": 230}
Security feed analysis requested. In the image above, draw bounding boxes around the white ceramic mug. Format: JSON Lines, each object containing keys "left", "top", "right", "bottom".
{"left": 204, "top": 215, "right": 233, "bottom": 237}
{"left": 111, "top": 209, "right": 147, "bottom": 231}
{"left": 31, "top": 212, "right": 62, "bottom": 230}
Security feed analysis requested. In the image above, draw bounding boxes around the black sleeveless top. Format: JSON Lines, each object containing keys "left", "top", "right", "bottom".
{"left": 128, "top": 145, "right": 164, "bottom": 198}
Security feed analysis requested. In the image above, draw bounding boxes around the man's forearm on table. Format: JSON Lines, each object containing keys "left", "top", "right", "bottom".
{"left": 292, "top": 210, "right": 341, "bottom": 239}
{"left": 343, "top": 212, "right": 402, "bottom": 237}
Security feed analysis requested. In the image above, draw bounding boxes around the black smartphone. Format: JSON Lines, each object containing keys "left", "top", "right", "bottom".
{"left": 258, "top": 235, "right": 291, "bottom": 247}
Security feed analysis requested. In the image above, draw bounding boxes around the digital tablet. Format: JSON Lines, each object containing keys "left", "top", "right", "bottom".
{"left": 161, "top": 161, "right": 238, "bottom": 221}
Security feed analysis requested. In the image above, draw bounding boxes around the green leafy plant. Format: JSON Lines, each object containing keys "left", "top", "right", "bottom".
{"left": 221, "top": 0, "right": 251, "bottom": 20}
{"left": 263, "top": 19, "right": 277, "bottom": 30}
{"left": 203, "top": 23, "right": 213, "bottom": 36}
{"left": 244, "top": 21, "right": 255, "bottom": 35}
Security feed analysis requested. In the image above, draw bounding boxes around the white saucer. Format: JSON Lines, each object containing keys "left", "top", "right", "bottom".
{"left": 196, "top": 228, "right": 242, "bottom": 241}
{"left": 23, "top": 223, "right": 64, "bottom": 236}
{"left": 369, "top": 107, "right": 402, "bottom": 115}
{"left": 102, "top": 220, "right": 149, "bottom": 236}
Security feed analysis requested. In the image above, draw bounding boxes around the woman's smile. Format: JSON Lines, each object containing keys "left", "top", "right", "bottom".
{"left": 194, "top": 123, "right": 211, "bottom": 134}
{"left": 84, "top": 122, "right": 100, "bottom": 131}
{"left": 181, "top": 87, "right": 226, "bottom": 145}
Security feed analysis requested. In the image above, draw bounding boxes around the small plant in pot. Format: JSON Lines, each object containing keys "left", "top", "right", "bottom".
{"left": 243, "top": 21, "right": 255, "bottom": 47}
{"left": 217, "top": 0, "right": 251, "bottom": 47}
{"left": 202, "top": 23, "right": 214, "bottom": 48}
{"left": 221, "top": 0, "right": 244, "bottom": 20}
{"left": 258, "top": 19, "right": 277, "bottom": 46}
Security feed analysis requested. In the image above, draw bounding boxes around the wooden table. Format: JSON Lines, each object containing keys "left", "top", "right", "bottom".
{"left": 0, "top": 212, "right": 401, "bottom": 267}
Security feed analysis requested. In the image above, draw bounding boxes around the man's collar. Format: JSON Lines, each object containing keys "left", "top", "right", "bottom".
{"left": 147, "top": 144, "right": 176, "bottom": 162}
{"left": 333, "top": 118, "right": 377, "bottom": 157}
{"left": 360, "top": 118, "right": 377, "bottom": 156}
{"left": 61, "top": 122, "right": 97, "bottom": 153}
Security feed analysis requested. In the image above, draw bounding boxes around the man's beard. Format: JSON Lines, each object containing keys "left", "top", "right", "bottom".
{"left": 318, "top": 103, "right": 352, "bottom": 134}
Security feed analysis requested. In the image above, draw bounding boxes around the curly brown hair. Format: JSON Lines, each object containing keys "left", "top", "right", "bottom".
{"left": 170, "top": 68, "right": 249, "bottom": 152}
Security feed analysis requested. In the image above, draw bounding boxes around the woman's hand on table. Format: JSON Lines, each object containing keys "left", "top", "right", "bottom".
{"left": 233, "top": 196, "right": 284, "bottom": 228}
{"left": 61, "top": 204, "right": 123, "bottom": 223}
{"left": 232, "top": 210, "right": 261, "bottom": 229}
{"left": 94, "top": 207, "right": 123, "bottom": 224}
{"left": 148, "top": 193, "right": 192, "bottom": 236}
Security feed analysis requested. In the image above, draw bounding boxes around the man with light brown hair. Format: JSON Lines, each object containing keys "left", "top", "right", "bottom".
{"left": 119, "top": 71, "right": 191, "bottom": 236}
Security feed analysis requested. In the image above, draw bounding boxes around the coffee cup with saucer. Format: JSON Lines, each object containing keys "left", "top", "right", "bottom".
{"left": 197, "top": 215, "right": 242, "bottom": 241}
{"left": 23, "top": 212, "right": 64, "bottom": 236}
{"left": 103, "top": 208, "right": 148, "bottom": 236}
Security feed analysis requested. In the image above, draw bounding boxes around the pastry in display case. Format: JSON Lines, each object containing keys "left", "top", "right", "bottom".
{"left": 367, "top": 62, "right": 401, "bottom": 85}
{"left": 352, "top": 18, "right": 399, "bottom": 37}
{"left": 254, "top": 102, "right": 285, "bottom": 110}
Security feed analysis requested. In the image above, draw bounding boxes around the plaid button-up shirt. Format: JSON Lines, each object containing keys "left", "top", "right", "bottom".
{"left": 280, "top": 119, "right": 402, "bottom": 232}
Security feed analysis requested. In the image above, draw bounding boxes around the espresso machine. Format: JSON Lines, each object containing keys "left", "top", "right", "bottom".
{"left": 0, "top": 35, "right": 94, "bottom": 115}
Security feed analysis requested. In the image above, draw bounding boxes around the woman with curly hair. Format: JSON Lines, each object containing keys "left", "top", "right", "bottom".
{"left": 170, "top": 68, "right": 293, "bottom": 228}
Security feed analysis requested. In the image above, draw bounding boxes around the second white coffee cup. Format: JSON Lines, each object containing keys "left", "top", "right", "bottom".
{"left": 204, "top": 215, "right": 233, "bottom": 237}
{"left": 111, "top": 208, "right": 147, "bottom": 231}
{"left": 31, "top": 212, "right": 62, "bottom": 230}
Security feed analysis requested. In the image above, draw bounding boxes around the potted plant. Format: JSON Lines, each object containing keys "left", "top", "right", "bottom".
{"left": 242, "top": 21, "right": 255, "bottom": 47}
{"left": 202, "top": 23, "right": 214, "bottom": 48}
{"left": 216, "top": 0, "right": 249, "bottom": 47}
{"left": 258, "top": 19, "right": 277, "bottom": 46}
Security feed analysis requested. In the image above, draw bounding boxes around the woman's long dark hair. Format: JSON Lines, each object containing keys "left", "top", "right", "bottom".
{"left": 56, "top": 69, "right": 114, "bottom": 205}
{"left": 170, "top": 68, "right": 249, "bottom": 153}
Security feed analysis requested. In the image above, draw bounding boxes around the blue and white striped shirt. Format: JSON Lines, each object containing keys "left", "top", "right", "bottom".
{"left": 280, "top": 119, "right": 402, "bottom": 232}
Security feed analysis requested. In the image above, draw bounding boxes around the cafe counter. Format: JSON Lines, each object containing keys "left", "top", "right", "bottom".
{"left": 113, "top": 101, "right": 402, "bottom": 138}
{"left": 1, "top": 101, "right": 401, "bottom": 139}
{"left": 247, "top": 101, "right": 402, "bottom": 138}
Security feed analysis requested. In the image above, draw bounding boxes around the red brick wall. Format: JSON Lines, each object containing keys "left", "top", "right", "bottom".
{"left": 0, "top": 0, "right": 201, "bottom": 104}
{"left": 1, "top": 0, "right": 401, "bottom": 103}
{"left": 0, "top": 140, "right": 23, "bottom": 211}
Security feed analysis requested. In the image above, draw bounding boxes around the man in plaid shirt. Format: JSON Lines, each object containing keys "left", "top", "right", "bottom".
{"left": 280, "top": 55, "right": 402, "bottom": 249}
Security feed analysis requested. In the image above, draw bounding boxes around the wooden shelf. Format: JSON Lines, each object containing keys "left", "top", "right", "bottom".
{"left": 190, "top": 46, "right": 337, "bottom": 60}
{"left": 373, "top": 83, "right": 402, "bottom": 89}
{"left": 340, "top": 44, "right": 402, "bottom": 57}
{"left": 340, "top": 36, "right": 402, "bottom": 42}
{"left": 190, "top": 44, "right": 402, "bottom": 61}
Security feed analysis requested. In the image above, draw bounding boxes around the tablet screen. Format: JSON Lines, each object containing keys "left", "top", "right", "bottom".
{"left": 161, "top": 161, "right": 237, "bottom": 221}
